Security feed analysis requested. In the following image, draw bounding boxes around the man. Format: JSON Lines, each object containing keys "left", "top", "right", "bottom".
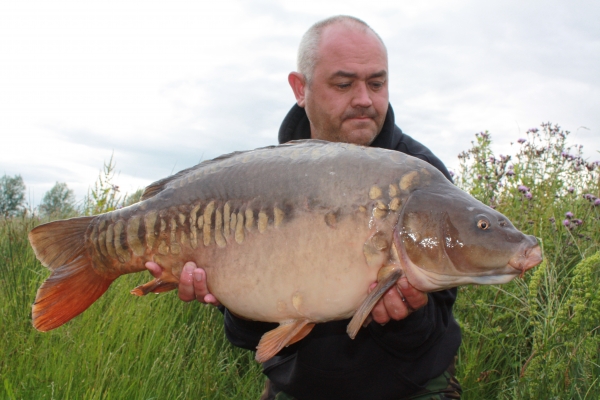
{"left": 148, "top": 16, "right": 462, "bottom": 400}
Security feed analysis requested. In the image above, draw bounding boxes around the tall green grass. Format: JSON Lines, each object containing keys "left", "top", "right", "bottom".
{"left": 0, "top": 217, "right": 263, "bottom": 399}
{"left": 1, "top": 123, "right": 598, "bottom": 399}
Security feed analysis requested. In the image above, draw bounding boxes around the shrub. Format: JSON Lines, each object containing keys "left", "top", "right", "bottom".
{"left": 454, "top": 123, "right": 599, "bottom": 399}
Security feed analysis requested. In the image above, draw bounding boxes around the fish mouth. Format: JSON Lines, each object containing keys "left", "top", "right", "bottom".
{"left": 508, "top": 244, "right": 542, "bottom": 275}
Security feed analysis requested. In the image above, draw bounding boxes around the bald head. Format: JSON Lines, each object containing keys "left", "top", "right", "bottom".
{"left": 297, "top": 15, "right": 388, "bottom": 85}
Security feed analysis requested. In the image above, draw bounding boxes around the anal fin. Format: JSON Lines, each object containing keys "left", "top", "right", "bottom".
{"left": 256, "top": 319, "right": 315, "bottom": 363}
{"left": 346, "top": 267, "right": 403, "bottom": 339}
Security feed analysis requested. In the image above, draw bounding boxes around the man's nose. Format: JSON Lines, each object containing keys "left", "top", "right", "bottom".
{"left": 351, "top": 82, "right": 373, "bottom": 108}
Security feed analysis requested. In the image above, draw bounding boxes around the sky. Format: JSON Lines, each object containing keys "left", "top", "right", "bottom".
{"left": 1, "top": 0, "right": 598, "bottom": 207}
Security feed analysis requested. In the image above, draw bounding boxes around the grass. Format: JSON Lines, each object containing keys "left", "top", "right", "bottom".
{"left": 0, "top": 217, "right": 264, "bottom": 400}
{"left": 1, "top": 122, "right": 598, "bottom": 399}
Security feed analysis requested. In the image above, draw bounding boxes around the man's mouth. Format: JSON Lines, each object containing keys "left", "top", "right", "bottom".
{"left": 342, "top": 109, "right": 378, "bottom": 121}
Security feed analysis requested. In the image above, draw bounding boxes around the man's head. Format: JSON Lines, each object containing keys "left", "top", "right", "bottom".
{"left": 289, "top": 16, "right": 389, "bottom": 146}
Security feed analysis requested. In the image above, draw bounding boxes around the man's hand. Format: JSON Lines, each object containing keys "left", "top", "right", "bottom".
{"left": 145, "top": 261, "right": 220, "bottom": 306}
{"left": 369, "top": 277, "right": 428, "bottom": 324}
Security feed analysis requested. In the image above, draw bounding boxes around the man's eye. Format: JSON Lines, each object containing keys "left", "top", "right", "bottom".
{"left": 369, "top": 81, "right": 384, "bottom": 90}
{"left": 337, "top": 83, "right": 351, "bottom": 89}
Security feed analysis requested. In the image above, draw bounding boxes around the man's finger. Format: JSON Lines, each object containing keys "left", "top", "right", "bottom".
{"left": 191, "top": 269, "right": 219, "bottom": 306}
{"left": 178, "top": 262, "right": 197, "bottom": 302}
{"left": 203, "top": 294, "right": 221, "bottom": 307}
{"left": 145, "top": 261, "right": 162, "bottom": 279}
{"left": 397, "top": 278, "right": 428, "bottom": 311}
{"left": 382, "top": 286, "right": 410, "bottom": 321}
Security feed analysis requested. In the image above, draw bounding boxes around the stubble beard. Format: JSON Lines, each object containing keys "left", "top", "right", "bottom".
{"left": 336, "top": 107, "right": 381, "bottom": 145}
{"left": 309, "top": 106, "right": 383, "bottom": 146}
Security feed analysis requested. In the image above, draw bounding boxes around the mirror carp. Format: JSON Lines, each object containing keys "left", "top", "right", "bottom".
{"left": 29, "top": 140, "right": 542, "bottom": 362}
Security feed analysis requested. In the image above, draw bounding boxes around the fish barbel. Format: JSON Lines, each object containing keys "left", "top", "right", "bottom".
{"left": 29, "top": 140, "right": 542, "bottom": 362}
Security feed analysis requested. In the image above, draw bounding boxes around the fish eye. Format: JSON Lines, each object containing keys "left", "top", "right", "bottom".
{"left": 477, "top": 219, "right": 491, "bottom": 230}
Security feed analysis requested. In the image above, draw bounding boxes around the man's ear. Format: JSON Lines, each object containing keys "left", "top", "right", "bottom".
{"left": 288, "top": 72, "right": 307, "bottom": 107}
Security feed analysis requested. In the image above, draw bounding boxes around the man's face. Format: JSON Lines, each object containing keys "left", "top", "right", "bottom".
{"left": 292, "top": 25, "right": 389, "bottom": 146}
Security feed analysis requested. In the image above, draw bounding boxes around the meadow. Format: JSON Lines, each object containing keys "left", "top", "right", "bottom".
{"left": 1, "top": 123, "right": 598, "bottom": 399}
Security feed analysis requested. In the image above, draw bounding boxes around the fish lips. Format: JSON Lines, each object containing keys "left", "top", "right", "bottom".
{"left": 508, "top": 241, "right": 543, "bottom": 276}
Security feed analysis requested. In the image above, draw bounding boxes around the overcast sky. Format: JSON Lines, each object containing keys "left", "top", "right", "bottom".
{"left": 1, "top": 0, "right": 598, "bottom": 207}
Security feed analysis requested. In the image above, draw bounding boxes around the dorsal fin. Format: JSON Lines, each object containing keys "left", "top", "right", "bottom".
{"left": 140, "top": 166, "right": 194, "bottom": 201}
{"left": 140, "top": 143, "right": 299, "bottom": 201}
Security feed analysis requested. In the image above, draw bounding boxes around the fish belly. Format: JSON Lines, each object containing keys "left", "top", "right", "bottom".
{"left": 203, "top": 213, "right": 379, "bottom": 323}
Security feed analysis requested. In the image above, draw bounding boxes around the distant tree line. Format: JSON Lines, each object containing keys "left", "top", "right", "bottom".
{"left": 0, "top": 174, "right": 82, "bottom": 218}
{"left": 1, "top": 158, "right": 144, "bottom": 220}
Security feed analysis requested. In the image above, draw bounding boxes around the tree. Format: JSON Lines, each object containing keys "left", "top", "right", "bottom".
{"left": 0, "top": 174, "right": 26, "bottom": 217}
{"left": 39, "top": 182, "right": 76, "bottom": 217}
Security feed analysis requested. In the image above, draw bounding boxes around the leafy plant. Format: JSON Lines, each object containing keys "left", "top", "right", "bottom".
{"left": 454, "top": 123, "right": 599, "bottom": 399}
{"left": 82, "top": 155, "right": 124, "bottom": 216}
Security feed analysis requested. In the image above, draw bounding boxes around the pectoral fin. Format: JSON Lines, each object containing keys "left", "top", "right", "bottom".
{"left": 346, "top": 267, "right": 403, "bottom": 339}
{"left": 256, "top": 319, "right": 315, "bottom": 363}
{"left": 130, "top": 270, "right": 179, "bottom": 296}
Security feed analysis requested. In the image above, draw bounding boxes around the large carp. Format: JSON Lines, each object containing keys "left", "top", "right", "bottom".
{"left": 29, "top": 140, "right": 541, "bottom": 362}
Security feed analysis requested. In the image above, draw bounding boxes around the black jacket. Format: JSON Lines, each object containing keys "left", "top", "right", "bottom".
{"left": 222, "top": 104, "right": 461, "bottom": 400}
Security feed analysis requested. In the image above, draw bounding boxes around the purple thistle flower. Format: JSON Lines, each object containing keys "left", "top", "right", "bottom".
{"left": 449, "top": 170, "right": 455, "bottom": 177}
{"left": 549, "top": 217, "right": 555, "bottom": 223}
{"left": 517, "top": 138, "right": 527, "bottom": 144}
{"left": 518, "top": 185, "right": 529, "bottom": 193}
{"left": 573, "top": 219, "right": 583, "bottom": 226}
{"left": 561, "top": 152, "right": 568, "bottom": 158}
{"left": 525, "top": 192, "right": 533, "bottom": 199}
{"left": 583, "top": 194, "right": 596, "bottom": 201}
{"left": 480, "top": 132, "right": 490, "bottom": 139}
{"left": 563, "top": 219, "right": 570, "bottom": 227}
{"left": 565, "top": 211, "right": 574, "bottom": 219}
{"left": 507, "top": 170, "right": 515, "bottom": 177}
{"left": 594, "top": 199, "right": 600, "bottom": 206}
{"left": 567, "top": 187, "right": 575, "bottom": 193}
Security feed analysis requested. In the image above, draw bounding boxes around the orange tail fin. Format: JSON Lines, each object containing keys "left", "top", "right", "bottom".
{"left": 29, "top": 217, "right": 115, "bottom": 332}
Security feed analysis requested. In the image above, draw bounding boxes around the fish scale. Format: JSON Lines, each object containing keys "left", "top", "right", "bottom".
{"left": 28, "top": 139, "right": 542, "bottom": 363}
